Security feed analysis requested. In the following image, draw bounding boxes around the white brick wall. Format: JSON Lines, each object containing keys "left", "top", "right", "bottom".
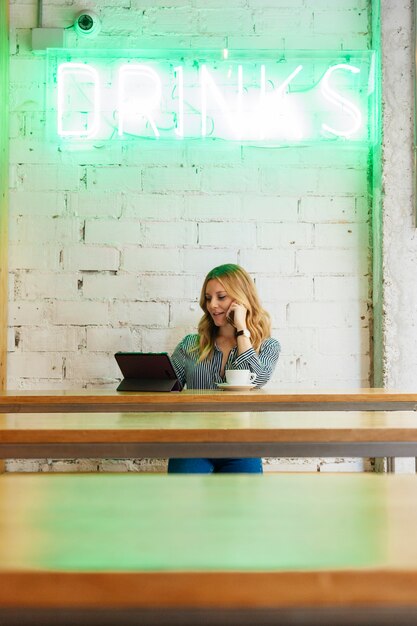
{"left": 86, "top": 327, "right": 137, "bottom": 352}
{"left": 7, "top": 0, "right": 373, "bottom": 473}
{"left": 51, "top": 301, "right": 109, "bottom": 325}
{"left": 143, "top": 167, "right": 202, "bottom": 193}
{"left": 380, "top": 0, "right": 417, "bottom": 473}
{"left": 9, "top": 244, "right": 61, "bottom": 271}
{"left": 122, "top": 247, "right": 182, "bottom": 272}
{"left": 84, "top": 220, "right": 141, "bottom": 245}
{"left": 19, "top": 327, "right": 84, "bottom": 353}
{"left": 109, "top": 301, "right": 169, "bottom": 326}
{"left": 64, "top": 245, "right": 120, "bottom": 272}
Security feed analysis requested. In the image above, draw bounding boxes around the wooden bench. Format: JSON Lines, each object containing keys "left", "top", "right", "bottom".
{"left": 2, "top": 410, "right": 417, "bottom": 461}
{"left": 1, "top": 472, "right": 417, "bottom": 625}
{"left": 1, "top": 388, "right": 417, "bottom": 412}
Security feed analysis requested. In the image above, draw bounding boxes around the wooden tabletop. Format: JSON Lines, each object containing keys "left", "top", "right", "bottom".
{"left": 1, "top": 472, "right": 417, "bottom": 624}
{"left": 1, "top": 388, "right": 417, "bottom": 412}
{"left": 2, "top": 410, "right": 417, "bottom": 459}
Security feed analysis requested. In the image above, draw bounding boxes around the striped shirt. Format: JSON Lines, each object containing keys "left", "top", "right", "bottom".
{"left": 171, "top": 334, "right": 280, "bottom": 390}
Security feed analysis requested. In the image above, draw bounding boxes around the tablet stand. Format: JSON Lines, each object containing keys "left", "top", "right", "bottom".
{"left": 117, "top": 378, "right": 181, "bottom": 392}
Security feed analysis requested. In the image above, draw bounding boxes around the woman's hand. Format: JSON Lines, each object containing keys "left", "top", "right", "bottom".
{"left": 226, "top": 301, "right": 248, "bottom": 330}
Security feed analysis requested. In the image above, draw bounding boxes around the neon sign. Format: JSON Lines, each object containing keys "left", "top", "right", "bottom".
{"left": 47, "top": 49, "right": 376, "bottom": 144}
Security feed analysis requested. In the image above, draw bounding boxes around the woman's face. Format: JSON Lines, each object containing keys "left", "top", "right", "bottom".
{"left": 204, "top": 279, "right": 233, "bottom": 327}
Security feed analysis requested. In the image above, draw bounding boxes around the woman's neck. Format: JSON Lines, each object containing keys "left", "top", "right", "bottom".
{"left": 216, "top": 325, "right": 236, "bottom": 341}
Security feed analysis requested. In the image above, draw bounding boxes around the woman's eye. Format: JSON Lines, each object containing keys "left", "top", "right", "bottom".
{"left": 218, "top": 295, "right": 225, "bottom": 300}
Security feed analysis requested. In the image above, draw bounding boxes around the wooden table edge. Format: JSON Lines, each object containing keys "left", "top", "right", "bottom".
{"left": 2, "top": 428, "right": 417, "bottom": 443}
{"left": 1, "top": 570, "right": 417, "bottom": 609}
{"left": 1, "top": 390, "right": 417, "bottom": 414}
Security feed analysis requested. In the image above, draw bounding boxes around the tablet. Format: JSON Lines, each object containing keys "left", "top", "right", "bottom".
{"left": 115, "top": 352, "right": 183, "bottom": 392}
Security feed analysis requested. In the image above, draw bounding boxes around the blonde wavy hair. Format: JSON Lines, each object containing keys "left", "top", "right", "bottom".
{"left": 197, "top": 264, "right": 271, "bottom": 362}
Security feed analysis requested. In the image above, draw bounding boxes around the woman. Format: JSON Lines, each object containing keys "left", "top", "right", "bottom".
{"left": 169, "top": 263, "right": 280, "bottom": 474}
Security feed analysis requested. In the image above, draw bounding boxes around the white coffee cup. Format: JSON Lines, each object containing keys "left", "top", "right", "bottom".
{"left": 225, "top": 369, "right": 256, "bottom": 385}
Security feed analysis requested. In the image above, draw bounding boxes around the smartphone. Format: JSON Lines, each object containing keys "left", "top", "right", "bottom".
{"left": 226, "top": 309, "right": 235, "bottom": 325}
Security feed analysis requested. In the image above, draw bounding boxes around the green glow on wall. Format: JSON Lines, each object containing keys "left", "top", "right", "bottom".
{"left": 0, "top": 0, "right": 9, "bottom": 389}
{"left": 47, "top": 49, "right": 377, "bottom": 146}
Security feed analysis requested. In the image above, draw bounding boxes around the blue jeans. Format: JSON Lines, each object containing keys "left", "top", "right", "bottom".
{"left": 167, "top": 457, "right": 263, "bottom": 474}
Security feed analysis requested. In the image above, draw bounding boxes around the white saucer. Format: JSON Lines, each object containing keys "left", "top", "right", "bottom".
{"left": 216, "top": 383, "right": 256, "bottom": 391}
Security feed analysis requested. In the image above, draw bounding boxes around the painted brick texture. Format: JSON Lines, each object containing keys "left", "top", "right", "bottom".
{"left": 7, "top": 0, "right": 372, "bottom": 473}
